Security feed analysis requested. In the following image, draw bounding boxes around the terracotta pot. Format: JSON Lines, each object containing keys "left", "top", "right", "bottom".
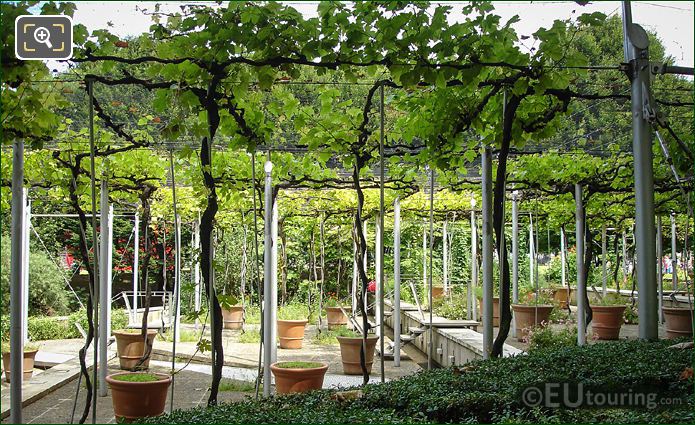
{"left": 325, "top": 307, "right": 348, "bottom": 329}
{"left": 221, "top": 306, "right": 244, "bottom": 330}
{"left": 662, "top": 307, "right": 694, "bottom": 339}
{"left": 270, "top": 362, "right": 328, "bottom": 394}
{"left": 512, "top": 304, "right": 554, "bottom": 341}
{"left": 432, "top": 286, "right": 445, "bottom": 299}
{"left": 336, "top": 335, "right": 379, "bottom": 375}
{"left": 106, "top": 372, "right": 171, "bottom": 423}
{"left": 2, "top": 350, "right": 38, "bottom": 383}
{"left": 477, "top": 297, "right": 500, "bottom": 326}
{"left": 552, "top": 288, "right": 571, "bottom": 309}
{"left": 277, "top": 319, "right": 308, "bottom": 349}
{"left": 591, "top": 305, "right": 626, "bottom": 340}
{"left": 113, "top": 330, "right": 158, "bottom": 370}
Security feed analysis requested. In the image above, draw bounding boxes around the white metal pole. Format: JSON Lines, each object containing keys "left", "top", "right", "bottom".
{"left": 10, "top": 139, "right": 25, "bottom": 424}
{"left": 363, "top": 219, "right": 368, "bottom": 313}
{"left": 352, "top": 238, "right": 358, "bottom": 316}
{"left": 375, "top": 215, "right": 382, "bottom": 343}
{"left": 657, "top": 216, "right": 663, "bottom": 322}
{"left": 422, "top": 222, "right": 427, "bottom": 301}
{"left": 602, "top": 226, "right": 607, "bottom": 296}
{"left": 561, "top": 227, "right": 566, "bottom": 288}
{"left": 132, "top": 213, "right": 139, "bottom": 324}
{"left": 623, "top": 1, "right": 658, "bottom": 340}
{"left": 262, "top": 161, "right": 273, "bottom": 397}
{"left": 107, "top": 206, "right": 113, "bottom": 338}
{"left": 511, "top": 191, "right": 519, "bottom": 338}
{"left": 98, "top": 179, "right": 109, "bottom": 397}
{"left": 22, "top": 190, "right": 30, "bottom": 344}
{"left": 575, "top": 184, "right": 586, "bottom": 346}
{"left": 194, "top": 217, "right": 201, "bottom": 328}
{"left": 470, "top": 200, "right": 477, "bottom": 321}
{"left": 270, "top": 197, "right": 279, "bottom": 365}
{"left": 529, "top": 213, "right": 534, "bottom": 289}
{"left": 481, "top": 148, "right": 493, "bottom": 359}
{"left": 671, "top": 212, "right": 678, "bottom": 292}
{"left": 443, "top": 219, "right": 448, "bottom": 295}
{"left": 393, "top": 197, "right": 401, "bottom": 367}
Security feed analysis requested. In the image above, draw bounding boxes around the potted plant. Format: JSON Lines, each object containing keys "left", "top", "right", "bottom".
{"left": 324, "top": 292, "right": 348, "bottom": 329}
{"left": 218, "top": 294, "right": 244, "bottom": 330}
{"left": 476, "top": 286, "right": 500, "bottom": 326}
{"left": 1, "top": 341, "right": 40, "bottom": 383}
{"left": 270, "top": 361, "right": 328, "bottom": 394}
{"left": 662, "top": 304, "right": 694, "bottom": 339}
{"left": 113, "top": 329, "right": 158, "bottom": 370}
{"left": 277, "top": 304, "right": 309, "bottom": 349}
{"left": 548, "top": 286, "right": 571, "bottom": 309}
{"left": 590, "top": 293, "right": 627, "bottom": 340}
{"left": 335, "top": 329, "right": 379, "bottom": 375}
{"left": 105, "top": 371, "right": 172, "bottom": 422}
{"left": 512, "top": 292, "right": 554, "bottom": 342}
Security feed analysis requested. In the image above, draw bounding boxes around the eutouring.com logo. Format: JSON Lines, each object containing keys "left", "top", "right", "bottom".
{"left": 521, "top": 383, "right": 684, "bottom": 410}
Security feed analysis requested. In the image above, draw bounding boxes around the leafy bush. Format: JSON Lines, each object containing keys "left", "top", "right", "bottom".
{"left": 1, "top": 236, "right": 71, "bottom": 316}
{"left": 142, "top": 339, "right": 693, "bottom": 424}
{"left": 432, "top": 294, "right": 468, "bottom": 320}
{"left": 527, "top": 325, "right": 577, "bottom": 350}
{"left": 1, "top": 309, "right": 129, "bottom": 341}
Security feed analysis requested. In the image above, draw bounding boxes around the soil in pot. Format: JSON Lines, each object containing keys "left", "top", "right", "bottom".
{"left": 325, "top": 307, "right": 348, "bottom": 329}
{"left": 270, "top": 361, "right": 328, "bottom": 394}
{"left": 277, "top": 319, "right": 308, "bottom": 349}
{"left": 662, "top": 307, "right": 694, "bottom": 339}
{"left": 591, "top": 305, "right": 626, "bottom": 340}
{"left": 113, "top": 329, "right": 158, "bottom": 370}
{"left": 512, "top": 304, "right": 554, "bottom": 341}
{"left": 1, "top": 349, "right": 39, "bottom": 383}
{"left": 221, "top": 306, "right": 244, "bottom": 330}
{"left": 106, "top": 372, "right": 171, "bottom": 422}
{"left": 336, "top": 335, "right": 379, "bottom": 375}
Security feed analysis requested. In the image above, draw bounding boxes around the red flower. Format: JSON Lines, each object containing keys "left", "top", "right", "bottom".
{"left": 367, "top": 280, "right": 376, "bottom": 293}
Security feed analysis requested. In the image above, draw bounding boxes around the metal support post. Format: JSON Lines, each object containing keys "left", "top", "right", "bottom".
{"left": 481, "top": 148, "right": 493, "bottom": 359}
{"left": 575, "top": 184, "right": 586, "bottom": 346}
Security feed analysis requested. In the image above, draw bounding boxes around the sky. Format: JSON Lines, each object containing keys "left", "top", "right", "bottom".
{"left": 64, "top": 1, "right": 694, "bottom": 68}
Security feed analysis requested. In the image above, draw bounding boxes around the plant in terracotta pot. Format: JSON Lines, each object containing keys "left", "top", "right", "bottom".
{"left": 1, "top": 341, "right": 40, "bottom": 383}
{"left": 323, "top": 292, "right": 349, "bottom": 330}
{"left": 512, "top": 292, "right": 554, "bottom": 342}
{"left": 277, "top": 303, "right": 310, "bottom": 349}
{"left": 662, "top": 303, "right": 694, "bottom": 339}
{"left": 475, "top": 286, "right": 500, "bottom": 326}
{"left": 105, "top": 371, "right": 172, "bottom": 422}
{"left": 590, "top": 293, "right": 627, "bottom": 340}
{"left": 334, "top": 328, "right": 379, "bottom": 375}
{"left": 548, "top": 286, "right": 572, "bottom": 309}
{"left": 270, "top": 361, "right": 328, "bottom": 394}
{"left": 113, "top": 329, "right": 158, "bottom": 370}
{"left": 218, "top": 294, "right": 244, "bottom": 330}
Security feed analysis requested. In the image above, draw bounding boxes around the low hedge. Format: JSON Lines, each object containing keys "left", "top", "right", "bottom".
{"left": 1, "top": 309, "right": 129, "bottom": 341}
{"left": 143, "top": 339, "right": 693, "bottom": 424}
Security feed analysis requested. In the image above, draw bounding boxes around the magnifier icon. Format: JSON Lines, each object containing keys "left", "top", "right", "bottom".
{"left": 33, "top": 26, "right": 53, "bottom": 49}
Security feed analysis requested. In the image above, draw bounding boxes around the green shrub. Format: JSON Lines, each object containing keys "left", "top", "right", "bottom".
{"left": 1, "top": 236, "right": 71, "bottom": 316}
{"left": 312, "top": 327, "right": 359, "bottom": 345}
{"left": 142, "top": 339, "right": 693, "bottom": 424}
{"left": 527, "top": 325, "right": 577, "bottom": 351}
{"left": 2, "top": 309, "right": 130, "bottom": 341}
{"left": 432, "top": 294, "right": 468, "bottom": 320}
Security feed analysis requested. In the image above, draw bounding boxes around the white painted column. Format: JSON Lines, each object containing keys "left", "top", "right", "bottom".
{"left": 393, "top": 198, "right": 401, "bottom": 367}
{"left": 98, "top": 180, "right": 109, "bottom": 397}
{"left": 422, "top": 222, "right": 427, "bottom": 301}
{"left": 443, "top": 219, "right": 448, "bottom": 295}
{"left": 132, "top": 213, "right": 139, "bottom": 323}
{"left": 561, "top": 227, "right": 566, "bottom": 288}
{"left": 173, "top": 215, "right": 181, "bottom": 342}
{"left": 193, "top": 217, "right": 201, "bottom": 329}
{"left": 511, "top": 191, "right": 519, "bottom": 338}
{"left": 469, "top": 200, "right": 477, "bottom": 321}
{"left": 671, "top": 212, "right": 678, "bottom": 292}
{"left": 657, "top": 216, "right": 664, "bottom": 322}
{"left": 529, "top": 213, "right": 534, "bottom": 289}
{"left": 602, "top": 226, "right": 607, "bottom": 296}
{"left": 375, "top": 214, "right": 382, "bottom": 341}
{"left": 352, "top": 237, "right": 358, "bottom": 316}
{"left": 270, "top": 197, "right": 278, "bottom": 364}
{"left": 575, "top": 184, "right": 586, "bottom": 346}
{"left": 22, "top": 190, "right": 30, "bottom": 344}
{"left": 481, "top": 149, "right": 493, "bottom": 359}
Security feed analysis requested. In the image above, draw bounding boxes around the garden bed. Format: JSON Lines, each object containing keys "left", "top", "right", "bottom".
{"left": 142, "top": 339, "right": 693, "bottom": 424}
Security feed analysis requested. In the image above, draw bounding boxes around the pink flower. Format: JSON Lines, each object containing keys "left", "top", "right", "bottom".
{"left": 367, "top": 280, "right": 376, "bottom": 293}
